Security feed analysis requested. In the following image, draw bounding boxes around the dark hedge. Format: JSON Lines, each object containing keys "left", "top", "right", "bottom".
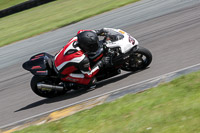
{"left": 0, "top": 0, "right": 55, "bottom": 18}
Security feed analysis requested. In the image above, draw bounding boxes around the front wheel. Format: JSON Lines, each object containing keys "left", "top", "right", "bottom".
{"left": 31, "top": 76, "right": 64, "bottom": 98}
{"left": 122, "top": 46, "right": 152, "bottom": 71}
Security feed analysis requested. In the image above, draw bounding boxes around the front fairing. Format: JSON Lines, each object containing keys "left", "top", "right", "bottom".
{"left": 105, "top": 32, "right": 138, "bottom": 53}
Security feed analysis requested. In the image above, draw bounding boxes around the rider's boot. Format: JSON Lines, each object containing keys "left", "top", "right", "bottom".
{"left": 64, "top": 77, "right": 97, "bottom": 90}
{"left": 87, "top": 77, "right": 97, "bottom": 89}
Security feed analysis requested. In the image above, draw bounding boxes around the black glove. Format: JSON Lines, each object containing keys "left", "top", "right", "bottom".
{"left": 98, "top": 56, "right": 111, "bottom": 68}
{"left": 95, "top": 28, "right": 107, "bottom": 36}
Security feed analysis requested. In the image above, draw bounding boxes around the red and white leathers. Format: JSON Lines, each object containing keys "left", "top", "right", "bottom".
{"left": 54, "top": 30, "right": 101, "bottom": 85}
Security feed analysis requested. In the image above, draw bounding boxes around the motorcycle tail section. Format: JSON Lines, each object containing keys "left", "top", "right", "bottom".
{"left": 22, "top": 53, "right": 54, "bottom": 76}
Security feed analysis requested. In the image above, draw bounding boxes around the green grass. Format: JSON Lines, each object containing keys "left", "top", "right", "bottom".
{"left": 14, "top": 71, "right": 200, "bottom": 133}
{"left": 0, "top": 0, "right": 139, "bottom": 47}
{"left": 0, "top": 0, "right": 27, "bottom": 10}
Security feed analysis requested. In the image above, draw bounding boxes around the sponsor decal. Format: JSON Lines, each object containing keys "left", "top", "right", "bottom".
{"left": 31, "top": 66, "right": 42, "bottom": 69}
{"left": 31, "top": 54, "right": 44, "bottom": 61}
{"left": 36, "top": 70, "right": 48, "bottom": 74}
{"left": 119, "top": 30, "right": 125, "bottom": 34}
{"left": 66, "top": 77, "right": 79, "bottom": 82}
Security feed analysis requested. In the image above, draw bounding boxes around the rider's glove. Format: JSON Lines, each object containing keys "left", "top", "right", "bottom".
{"left": 102, "top": 56, "right": 111, "bottom": 67}
{"left": 95, "top": 28, "right": 107, "bottom": 36}
{"left": 97, "top": 56, "right": 111, "bottom": 68}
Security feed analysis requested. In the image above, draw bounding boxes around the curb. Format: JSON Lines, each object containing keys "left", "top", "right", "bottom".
{"left": 1, "top": 95, "right": 109, "bottom": 133}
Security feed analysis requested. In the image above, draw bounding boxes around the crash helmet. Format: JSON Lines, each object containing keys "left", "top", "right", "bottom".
{"left": 77, "top": 31, "right": 99, "bottom": 53}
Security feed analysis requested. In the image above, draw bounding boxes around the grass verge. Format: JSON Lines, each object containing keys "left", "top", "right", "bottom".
{"left": 14, "top": 71, "right": 200, "bottom": 133}
{"left": 0, "top": 0, "right": 139, "bottom": 47}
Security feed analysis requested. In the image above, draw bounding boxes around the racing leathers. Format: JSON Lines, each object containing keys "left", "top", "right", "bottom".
{"left": 54, "top": 28, "right": 120, "bottom": 88}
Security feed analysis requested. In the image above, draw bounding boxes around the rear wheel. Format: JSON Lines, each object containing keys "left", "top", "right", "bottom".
{"left": 122, "top": 46, "right": 152, "bottom": 71}
{"left": 31, "top": 76, "right": 64, "bottom": 98}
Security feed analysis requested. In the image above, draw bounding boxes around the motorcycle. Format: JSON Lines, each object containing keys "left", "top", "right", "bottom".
{"left": 22, "top": 29, "right": 152, "bottom": 98}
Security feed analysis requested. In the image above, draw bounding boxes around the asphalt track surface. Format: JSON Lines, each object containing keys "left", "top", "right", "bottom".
{"left": 1, "top": 0, "right": 200, "bottom": 129}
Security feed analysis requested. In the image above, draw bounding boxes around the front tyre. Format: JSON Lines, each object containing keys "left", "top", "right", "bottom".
{"left": 31, "top": 76, "right": 63, "bottom": 98}
{"left": 122, "top": 46, "right": 152, "bottom": 71}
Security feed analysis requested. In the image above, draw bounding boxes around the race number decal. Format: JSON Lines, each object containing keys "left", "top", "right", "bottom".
{"left": 128, "top": 34, "right": 135, "bottom": 45}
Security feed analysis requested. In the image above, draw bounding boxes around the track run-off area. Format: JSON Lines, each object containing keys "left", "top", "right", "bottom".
{"left": 1, "top": 0, "right": 200, "bottom": 130}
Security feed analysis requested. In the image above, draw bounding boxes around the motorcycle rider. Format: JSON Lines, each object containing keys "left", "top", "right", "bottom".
{"left": 54, "top": 28, "right": 122, "bottom": 89}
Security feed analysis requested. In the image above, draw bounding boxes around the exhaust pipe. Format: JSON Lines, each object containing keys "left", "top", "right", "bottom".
{"left": 37, "top": 83, "right": 64, "bottom": 91}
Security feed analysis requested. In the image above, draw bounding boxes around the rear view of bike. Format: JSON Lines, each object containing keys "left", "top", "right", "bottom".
{"left": 22, "top": 53, "right": 66, "bottom": 98}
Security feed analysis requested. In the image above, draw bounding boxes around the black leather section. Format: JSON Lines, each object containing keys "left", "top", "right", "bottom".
{"left": 79, "top": 57, "right": 90, "bottom": 72}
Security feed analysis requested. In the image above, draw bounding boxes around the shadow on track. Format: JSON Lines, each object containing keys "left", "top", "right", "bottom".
{"left": 15, "top": 69, "right": 148, "bottom": 112}
{"left": 14, "top": 89, "right": 89, "bottom": 112}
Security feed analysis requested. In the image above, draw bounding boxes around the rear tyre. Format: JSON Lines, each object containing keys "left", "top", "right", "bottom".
{"left": 122, "top": 46, "right": 152, "bottom": 71}
{"left": 31, "top": 76, "right": 64, "bottom": 98}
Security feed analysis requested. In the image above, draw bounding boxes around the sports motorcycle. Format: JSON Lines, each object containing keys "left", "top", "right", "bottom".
{"left": 22, "top": 30, "right": 152, "bottom": 98}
